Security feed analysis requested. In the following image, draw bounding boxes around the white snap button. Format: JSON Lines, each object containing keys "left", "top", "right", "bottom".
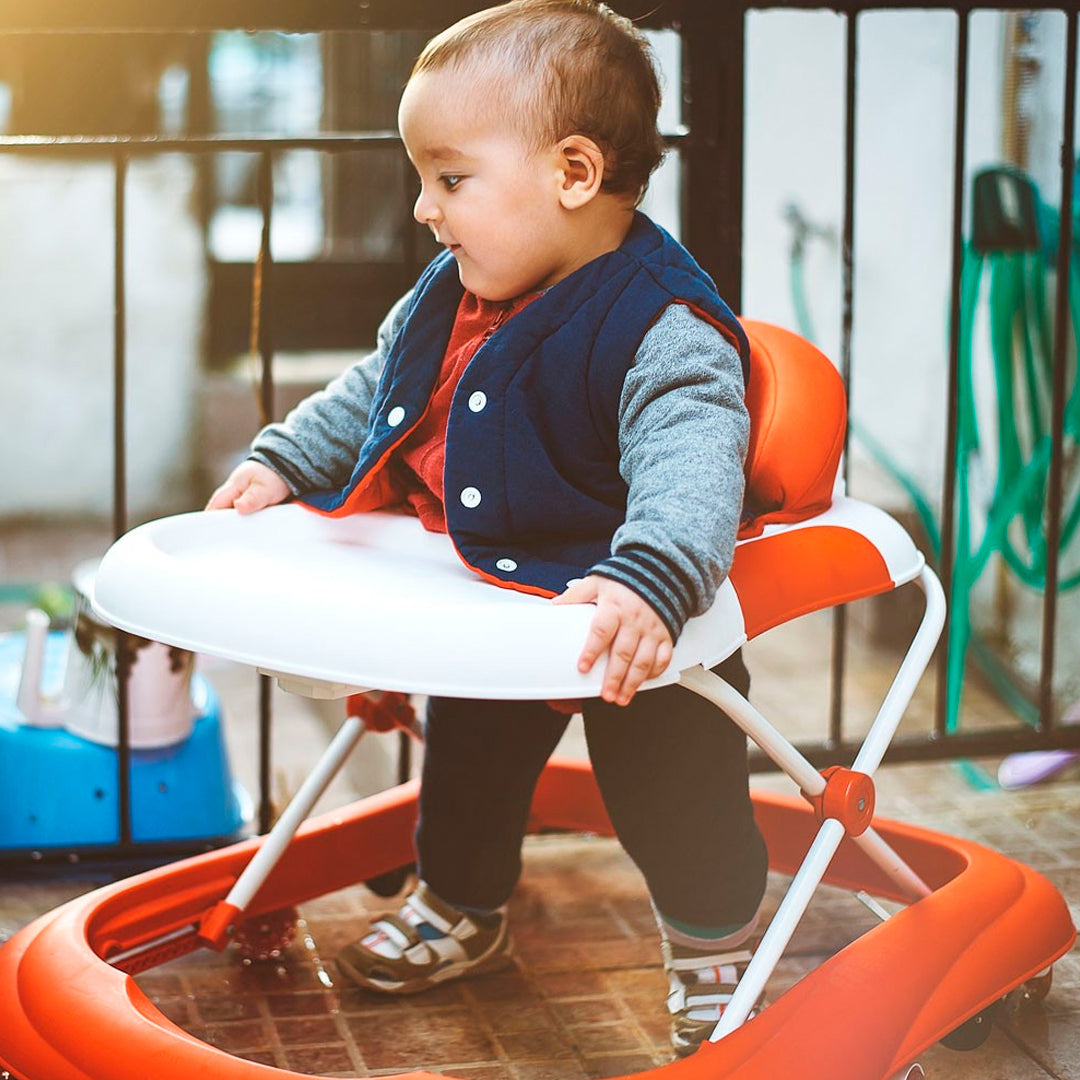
{"left": 460, "top": 486, "right": 482, "bottom": 508}
{"left": 387, "top": 405, "right": 406, "bottom": 427}
{"left": 495, "top": 558, "right": 517, "bottom": 572}
{"left": 468, "top": 391, "right": 487, "bottom": 413}
{"left": 566, "top": 578, "right": 583, "bottom": 588}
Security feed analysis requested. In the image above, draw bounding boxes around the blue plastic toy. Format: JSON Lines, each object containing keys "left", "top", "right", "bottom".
{"left": 0, "top": 631, "right": 250, "bottom": 849}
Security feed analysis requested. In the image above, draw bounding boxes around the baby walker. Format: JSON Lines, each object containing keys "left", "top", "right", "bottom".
{"left": 0, "top": 321, "right": 1073, "bottom": 1080}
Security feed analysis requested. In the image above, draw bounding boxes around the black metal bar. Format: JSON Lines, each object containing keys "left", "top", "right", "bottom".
{"left": 838, "top": 12, "right": 858, "bottom": 473}
{"left": 114, "top": 635, "right": 134, "bottom": 848}
{"left": 398, "top": 157, "right": 420, "bottom": 794}
{"left": 934, "top": 10, "right": 970, "bottom": 740}
{"left": 397, "top": 731, "right": 412, "bottom": 786}
{"left": 748, "top": 719, "right": 1080, "bottom": 774}
{"left": 0, "top": 835, "right": 245, "bottom": 871}
{"left": 255, "top": 149, "right": 277, "bottom": 836}
{"left": 112, "top": 155, "right": 128, "bottom": 543}
{"left": 256, "top": 151, "right": 275, "bottom": 424}
{"left": 1039, "top": 9, "right": 1078, "bottom": 731}
{"left": 0, "top": 129, "right": 692, "bottom": 154}
{"left": 0, "top": 132, "right": 403, "bottom": 154}
{"left": 0, "top": 0, "right": 672, "bottom": 34}
{"left": 0, "top": 0, "right": 1065, "bottom": 35}
{"left": 829, "top": 12, "right": 860, "bottom": 746}
{"left": 186, "top": 34, "right": 215, "bottom": 234}
{"left": 680, "top": 4, "right": 743, "bottom": 306}
{"left": 112, "top": 152, "right": 133, "bottom": 847}
{"left": 258, "top": 676, "right": 274, "bottom": 834}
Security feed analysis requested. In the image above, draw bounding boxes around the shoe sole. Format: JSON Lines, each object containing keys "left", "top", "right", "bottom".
{"left": 670, "top": 1003, "right": 764, "bottom": 1057}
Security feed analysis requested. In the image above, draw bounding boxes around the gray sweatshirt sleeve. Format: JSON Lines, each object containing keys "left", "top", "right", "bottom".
{"left": 589, "top": 303, "right": 749, "bottom": 641}
{"left": 249, "top": 291, "right": 413, "bottom": 495}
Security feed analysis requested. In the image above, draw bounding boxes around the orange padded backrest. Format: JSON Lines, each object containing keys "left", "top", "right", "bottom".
{"left": 738, "top": 320, "right": 847, "bottom": 539}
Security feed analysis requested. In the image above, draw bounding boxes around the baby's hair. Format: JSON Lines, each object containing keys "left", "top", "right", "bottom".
{"left": 412, "top": 0, "right": 665, "bottom": 201}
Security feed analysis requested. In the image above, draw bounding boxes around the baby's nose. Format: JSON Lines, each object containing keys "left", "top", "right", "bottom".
{"left": 413, "top": 189, "right": 440, "bottom": 228}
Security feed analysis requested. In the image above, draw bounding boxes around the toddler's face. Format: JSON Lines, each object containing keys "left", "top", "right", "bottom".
{"left": 399, "top": 69, "right": 577, "bottom": 302}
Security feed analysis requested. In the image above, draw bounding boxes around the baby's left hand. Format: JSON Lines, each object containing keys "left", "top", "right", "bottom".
{"left": 553, "top": 576, "right": 673, "bottom": 706}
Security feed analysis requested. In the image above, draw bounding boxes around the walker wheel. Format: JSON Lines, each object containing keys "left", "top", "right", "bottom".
{"left": 1021, "top": 968, "right": 1053, "bottom": 1003}
{"left": 1003, "top": 967, "right": 1054, "bottom": 1015}
{"left": 938, "top": 1001, "right": 1000, "bottom": 1051}
{"left": 232, "top": 906, "right": 299, "bottom": 962}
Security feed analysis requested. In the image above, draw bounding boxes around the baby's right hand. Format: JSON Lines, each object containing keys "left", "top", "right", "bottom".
{"left": 205, "top": 461, "right": 290, "bottom": 514}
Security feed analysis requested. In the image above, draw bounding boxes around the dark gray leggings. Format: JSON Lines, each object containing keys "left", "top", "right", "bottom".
{"left": 415, "top": 650, "right": 769, "bottom": 931}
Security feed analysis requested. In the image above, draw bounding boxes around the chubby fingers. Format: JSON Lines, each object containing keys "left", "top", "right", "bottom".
{"left": 553, "top": 577, "right": 620, "bottom": 683}
{"left": 205, "top": 478, "right": 243, "bottom": 511}
{"left": 205, "top": 463, "right": 289, "bottom": 513}
{"left": 205, "top": 478, "right": 269, "bottom": 513}
{"left": 232, "top": 481, "right": 277, "bottom": 514}
{"left": 553, "top": 576, "right": 674, "bottom": 705}
{"left": 552, "top": 577, "right": 600, "bottom": 606}
{"left": 601, "top": 625, "right": 673, "bottom": 705}
{"left": 576, "top": 593, "right": 622, "bottom": 680}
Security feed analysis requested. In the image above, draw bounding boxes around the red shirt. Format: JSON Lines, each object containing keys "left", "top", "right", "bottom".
{"left": 395, "top": 290, "right": 538, "bottom": 532}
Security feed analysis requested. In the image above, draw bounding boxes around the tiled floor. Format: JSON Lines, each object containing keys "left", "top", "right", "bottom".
{"left": 1, "top": 520, "right": 1079, "bottom": 1078}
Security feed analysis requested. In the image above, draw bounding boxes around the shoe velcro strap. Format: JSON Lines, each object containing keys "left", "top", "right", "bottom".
{"left": 408, "top": 930, "right": 470, "bottom": 967}
{"left": 374, "top": 912, "right": 423, "bottom": 949}
{"left": 408, "top": 886, "right": 468, "bottom": 938}
{"left": 403, "top": 940, "right": 437, "bottom": 966}
{"left": 685, "top": 991, "right": 735, "bottom": 1007}
{"left": 451, "top": 917, "right": 478, "bottom": 941}
{"left": 668, "top": 986, "right": 737, "bottom": 1014}
{"left": 667, "top": 948, "right": 753, "bottom": 973}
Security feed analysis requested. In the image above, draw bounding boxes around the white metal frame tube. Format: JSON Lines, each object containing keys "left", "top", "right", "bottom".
{"left": 850, "top": 568, "right": 946, "bottom": 777}
{"left": 223, "top": 715, "right": 367, "bottom": 913}
{"left": 713, "top": 817, "right": 848, "bottom": 1036}
{"left": 678, "top": 566, "right": 945, "bottom": 1041}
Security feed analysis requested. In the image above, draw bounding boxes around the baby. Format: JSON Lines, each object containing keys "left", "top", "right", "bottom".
{"left": 209, "top": 0, "right": 768, "bottom": 1055}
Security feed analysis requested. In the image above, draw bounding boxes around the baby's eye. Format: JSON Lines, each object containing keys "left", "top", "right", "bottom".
{"left": 440, "top": 174, "right": 463, "bottom": 191}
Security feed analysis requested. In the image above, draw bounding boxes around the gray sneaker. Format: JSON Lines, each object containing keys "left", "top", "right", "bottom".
{"left": 664, "top": 938, "right": 761, "bottom": 1056}
{"left": 336, "top": 881, "right": 511, "bottom": 994}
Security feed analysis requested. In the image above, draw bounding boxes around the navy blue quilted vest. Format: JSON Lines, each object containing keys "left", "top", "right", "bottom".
{"left": 302, "top": 213, "right": 748, "bottom": 596}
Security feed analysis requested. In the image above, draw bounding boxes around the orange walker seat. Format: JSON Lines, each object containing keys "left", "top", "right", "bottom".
{"left": 0, "top": 321, "right": 1074, "bottom": 1080}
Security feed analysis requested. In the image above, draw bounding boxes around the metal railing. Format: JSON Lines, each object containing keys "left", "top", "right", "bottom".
{"left": 1, "top": 1, "right": 1079, "bottom": 866}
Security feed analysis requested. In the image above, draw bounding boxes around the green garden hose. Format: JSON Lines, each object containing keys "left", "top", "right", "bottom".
{"left": 787, "top": 166, "right": 1079, "bottom": 736}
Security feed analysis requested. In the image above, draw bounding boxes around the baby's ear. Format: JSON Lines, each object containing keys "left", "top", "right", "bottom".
{"left": 557, "top": 134, "right": 606, "bottom": 209}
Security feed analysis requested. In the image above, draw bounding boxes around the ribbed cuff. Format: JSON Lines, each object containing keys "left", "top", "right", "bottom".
{"left": 248, "top": 451, "right": 306, "bottom": 497}
{"left": 589, "top": 544, "right": 697, "bottom": 642}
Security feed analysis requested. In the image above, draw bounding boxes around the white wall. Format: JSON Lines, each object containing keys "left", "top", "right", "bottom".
{"left": 744, "top": 10, "right": 1007, "bottom": 504}
{"left": 0, "top": 155, "right": 205, "bottom": 518}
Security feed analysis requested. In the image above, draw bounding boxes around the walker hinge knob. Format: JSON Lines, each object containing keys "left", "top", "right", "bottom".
{"left": 805, "top": 766, "right": 876, "bottom": 836}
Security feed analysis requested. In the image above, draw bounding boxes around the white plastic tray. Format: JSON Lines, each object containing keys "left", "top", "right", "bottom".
{"left": 92, "top": 506, "right": 746, "bottom": 700}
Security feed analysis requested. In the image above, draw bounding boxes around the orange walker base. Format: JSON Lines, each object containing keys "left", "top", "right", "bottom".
{"left": 0, "top": 758, "right": 1074, "bottom": 1080}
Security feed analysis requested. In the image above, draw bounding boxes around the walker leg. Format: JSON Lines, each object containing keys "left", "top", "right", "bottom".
{"left": 853, "top": 826, "right": 932, "bottom": 901}
{"left": 199, "top": 714, "right": 367, "bottom": 948}
{"left": 678, "top": 667, "right": 932, "bottom": 902}
{"left": 108, "top": 714, "right": 367, "bottom": 972}
{"left": 711, "top": 817, "right": 847, "bottom": 1038}
{"left": 679, "top": 566, "right": 946, "bottom": 1041}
